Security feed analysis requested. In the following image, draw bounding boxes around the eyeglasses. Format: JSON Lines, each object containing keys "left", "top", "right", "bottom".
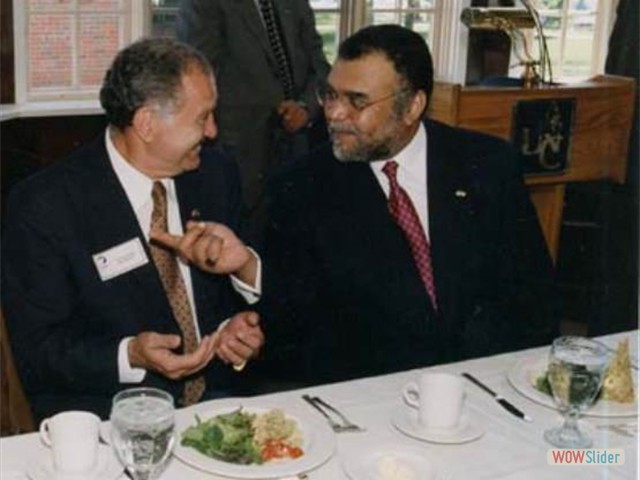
{"left": 316, "top": 83, "right": 409, "bottom": 113}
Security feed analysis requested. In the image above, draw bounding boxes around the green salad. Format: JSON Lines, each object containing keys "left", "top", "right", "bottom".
{"left": 181, "top": 409, "right": 263, "bottom": 465}
{"left": 535, "top": 372, "right": 553, "bottom": 396}
{"left": 181, "top": 408, "right": 304, "bottom": 465}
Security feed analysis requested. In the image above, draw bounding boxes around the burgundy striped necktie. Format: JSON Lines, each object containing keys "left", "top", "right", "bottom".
{"left": 382, "top": 161, "right": 437, "bottom": 310}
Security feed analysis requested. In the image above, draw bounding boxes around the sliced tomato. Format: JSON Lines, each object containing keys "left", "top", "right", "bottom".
{"left": 261, "top": 439, "right": 304, "bottom": 461}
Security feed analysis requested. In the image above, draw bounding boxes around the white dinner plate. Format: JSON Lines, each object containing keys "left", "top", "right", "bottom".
{"left": 391, "top": 408, "right": 484, "bottom": 444}
{"left": 342, "top": 443, "right": 452, "bottom": 480}
{"left": 507, "top": 355, "right": 638, "bottom": 417}
{"left": 173, "top": 401, "right": 335, "bottom": 479}
{"left": 27, "top": 445, "right": 123, "bottom": 480}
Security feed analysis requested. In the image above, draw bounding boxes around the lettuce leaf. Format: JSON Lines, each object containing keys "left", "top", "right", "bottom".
{"left": 181, "top": 410, "right": 263, "bottom": 465}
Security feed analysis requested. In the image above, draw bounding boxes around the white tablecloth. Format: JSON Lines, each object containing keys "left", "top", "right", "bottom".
{"left": 2, "top": 331, "right": 638, "bottom": 480}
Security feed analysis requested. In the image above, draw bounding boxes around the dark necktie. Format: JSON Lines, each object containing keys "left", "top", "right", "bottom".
{"left": 257, "top": 0, "right": 295, "bottom": 99}
{"left": 382, "top": 161, "right": 438, "bottom": 310}
{"left": 149, "top": 181, "right": 205, "bottom": 405}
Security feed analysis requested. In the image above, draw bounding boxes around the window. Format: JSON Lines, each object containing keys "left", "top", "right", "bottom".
{"left": 150, "top": 0, "right": 180, "bottom": 37}
{"left": 305, "top": 0, "right": 440, "bottom": 63}
{"left": 530, "top": 0, "right": 616, "bottom": 83}
{"left": 367, "top": 0, "right": 438, "bottom": 41}
{"left": 16, "top": 1, "right": 144, "bottom": 104}
{"left": 147, "top": 0, "right": 447, "bottom": 75}
{"left": 5, "top": 0, "right": 618, "bottom": 117}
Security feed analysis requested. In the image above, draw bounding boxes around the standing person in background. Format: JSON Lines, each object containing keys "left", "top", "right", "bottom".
{"left": 2, "top": 38, "right": 264, "bottom": 421}
{"left": 177, "top": 0, "right": 331, "bottom": 244}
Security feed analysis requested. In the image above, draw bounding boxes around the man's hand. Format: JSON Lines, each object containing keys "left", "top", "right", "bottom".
{"left": 216, "top": 311, "right": 264, "bottom": 368}
{"left": 150, "top": 221, "right": 257, "bottom": 286}
{"left": 278, "top": 100, "right": 309, "bottom": 133}
{"left": 128, "top": 331, "right": 218, "bottom": 380}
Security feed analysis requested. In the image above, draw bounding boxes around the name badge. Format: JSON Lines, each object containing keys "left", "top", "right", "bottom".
{"left": 93, "top": 238, "right": 149, "bottom": 281}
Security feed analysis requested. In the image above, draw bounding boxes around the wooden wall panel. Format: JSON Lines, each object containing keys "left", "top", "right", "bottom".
{"left": 427, "top": 75, "right": 637, "bottom": 259}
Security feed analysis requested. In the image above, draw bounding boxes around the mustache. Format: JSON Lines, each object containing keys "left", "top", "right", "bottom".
{"left": 328, "top": 123, "right": 358, "bottom": 135}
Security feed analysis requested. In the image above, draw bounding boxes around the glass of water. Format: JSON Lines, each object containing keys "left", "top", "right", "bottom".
{"left": 110, "top": 387, "right": 176, "bottom": 480}
{"left": 544, "top": 336, "right": 608, "bottom": 448}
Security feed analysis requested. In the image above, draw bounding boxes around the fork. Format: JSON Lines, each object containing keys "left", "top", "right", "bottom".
{"left": 302, "top": 394, "right": 365, "bottom": 433}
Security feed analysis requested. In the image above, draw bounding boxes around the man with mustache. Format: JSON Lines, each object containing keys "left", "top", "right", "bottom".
{"left": 2, "top": 38, "right": 264, "bottom": 420}
{"left": 258, "top": 25, "right": 558, "bottom": 384}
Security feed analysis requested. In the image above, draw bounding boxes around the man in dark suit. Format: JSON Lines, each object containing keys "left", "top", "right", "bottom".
{"left": 1, "top": 38, "right": 264, "bottom": 421}
{"left": 259, "top": 25, "right": 559, "bottom": 384}
{"left": 176, "top": 0, "right": 330, "bottom": 243}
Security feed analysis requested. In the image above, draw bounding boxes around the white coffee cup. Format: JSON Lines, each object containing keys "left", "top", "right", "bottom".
{"left": 39, "top": 410, "right": 101, "bottom": 474}
{"left": 402, "top": 372, "right": 465, "bottom": 429}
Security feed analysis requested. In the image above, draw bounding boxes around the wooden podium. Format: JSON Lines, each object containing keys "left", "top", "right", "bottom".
{"left": 427, "top": 75, "right": 636, "bottom": 260}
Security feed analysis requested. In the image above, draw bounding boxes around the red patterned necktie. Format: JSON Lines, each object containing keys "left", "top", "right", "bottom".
{"left": 149, "top": 181, "right": 205, "bottom": 405}
{"left": 382, "top": 161, "right": 437, "bottom": 310}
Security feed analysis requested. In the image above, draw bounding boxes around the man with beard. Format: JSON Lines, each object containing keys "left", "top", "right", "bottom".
{"left": 160, "top": 25, "right": 558, "bottom": 386}
{"left": 257, "top": 24, "right": 558, "bottom": 385}
{"left": 2, "top": 38, "right": 264, "bottom": 420}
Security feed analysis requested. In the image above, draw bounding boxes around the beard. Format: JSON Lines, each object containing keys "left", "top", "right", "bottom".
{"left": 328, "top": 112, "right": 405, "bottom": 164}
{"left": 329, "top": 129, "right": 392, "bottom": 163}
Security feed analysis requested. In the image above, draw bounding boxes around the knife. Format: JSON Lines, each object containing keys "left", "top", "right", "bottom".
{"left": 462, "top": 372, "right": 533, "bottom": 422}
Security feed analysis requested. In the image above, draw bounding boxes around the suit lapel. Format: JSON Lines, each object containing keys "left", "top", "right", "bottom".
{"left": 174, "top": 168, "right": 223, "bottom": 333}
{"left": 236, "top": 0, "right": 278, "bottom": 68}
{"left": 274, "top": 0, "right": 296, "bottom": 69}
{"left": 324, "top": 160, "right": 431, "bottom": 313}
{"left": 426, "top": 120, "right": 476, "bottom": 320}
{"left": 72, "top": 138, "right": 174, "bottom": 333}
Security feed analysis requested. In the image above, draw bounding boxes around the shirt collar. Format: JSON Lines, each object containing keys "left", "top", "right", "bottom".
{"left": 371, "top": 123, "right": 427, "bottom": 180}
{"left": 105, "top": 128, "right": 174, "bottom": 211}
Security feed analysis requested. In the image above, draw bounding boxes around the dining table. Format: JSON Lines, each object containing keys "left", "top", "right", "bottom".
{"left": 1, "top": 330, "right": 637, "bottom": 480}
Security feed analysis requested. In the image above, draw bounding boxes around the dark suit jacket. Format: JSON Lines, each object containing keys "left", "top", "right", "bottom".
{"left": 176, "top": 0, "right": 331, "bottom": 213}
{"left": 1, "top": 136, "right": 251, "bottom": 421}
{"left": 260, "top": 119, "right": 559, "bottom": 384}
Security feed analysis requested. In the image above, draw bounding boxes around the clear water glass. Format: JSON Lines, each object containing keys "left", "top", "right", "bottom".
{"left": 110, "top": 387, "right": 176, "bottom": 480}
{"left": 543, "top": 336, "right": 608, "bottom": 448}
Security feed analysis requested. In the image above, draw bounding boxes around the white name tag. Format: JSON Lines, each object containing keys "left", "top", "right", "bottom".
{"left": 93, "top": 238, "right": 149, "bottom": 281}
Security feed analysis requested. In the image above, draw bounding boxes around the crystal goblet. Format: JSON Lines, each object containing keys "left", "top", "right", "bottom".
{"left": 543, "top": 336, "right": 608, "bottom": 448}
{"left": 110, "top": 387, "right": 175, "bottom": 480}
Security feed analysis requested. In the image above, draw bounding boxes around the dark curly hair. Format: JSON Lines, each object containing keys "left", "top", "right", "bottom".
{"left": 337, "top": 25, "right": 433, "bottom": 106}
{"left": 100, "top": 37, "right": 213, "bottom": 129}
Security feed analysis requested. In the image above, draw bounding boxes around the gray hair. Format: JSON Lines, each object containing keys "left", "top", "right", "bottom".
{"left": 100, "top": 37, "right": 213, "bottom": 128}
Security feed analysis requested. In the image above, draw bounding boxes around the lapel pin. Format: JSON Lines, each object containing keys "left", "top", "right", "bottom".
{"left": 455, "top": 190, "right": 468, "bottom": 198}
{"left": 190, "top": 209, "right": 201, "bottom": 220}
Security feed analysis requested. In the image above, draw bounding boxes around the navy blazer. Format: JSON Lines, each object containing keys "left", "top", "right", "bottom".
{"left": 1, "top": 136, "right": 251, "bottom": 420}
{"left": 260, "top": 119, "right": 559, "bottom": 383}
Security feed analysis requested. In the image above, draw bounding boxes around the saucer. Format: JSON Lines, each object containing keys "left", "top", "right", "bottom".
{"left": 342, "top": 443, "right": 452, "bottom": 480}
{"left": 391, "top": 408, "right": 484, "bottom": 444}
{"left": 27, "top": 445, "right": 123, "bottom": 480}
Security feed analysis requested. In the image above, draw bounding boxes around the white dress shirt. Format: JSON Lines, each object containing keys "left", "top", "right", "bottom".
{"left": 105, "top": 130, "right": 261, "bottom": 382}
{"left": 370, "top": 123, "right": 430, "bottom": 240}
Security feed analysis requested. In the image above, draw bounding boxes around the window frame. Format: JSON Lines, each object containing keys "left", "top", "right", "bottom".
{"left": 4, "top": 1, "right": 147, "bottom": 120}
{"left": 1, "top": 0, "right": 620, "bottom": 120}
{"left": 523, "top": 0, "right": 619, "bottom": 83}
